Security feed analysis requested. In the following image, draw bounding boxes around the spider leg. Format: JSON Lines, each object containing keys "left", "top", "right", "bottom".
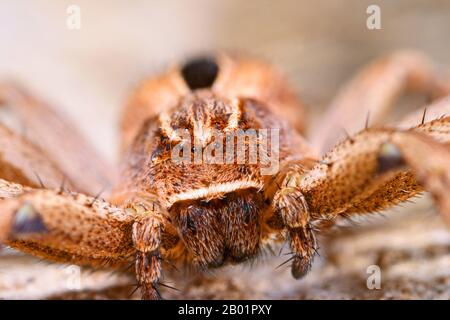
{"left": 311, "top": 50, "right": 450, "bottom": 154}
{"left": 0, "top": 180, "right": 135, "bottom": 267}
{"left": 0, "top": 122, "right": 74, "bottom": 189}
{"left": 265, "top": 159, "right": 318, "bottom": 278}
{"left": 301, "top": 115, "right": 450, "bottom": 226}
{"left": 270, "top": 113, "right": 450, "bottom": 278}
{"left": 0, "top": 82, "right": 115, "bottom": 195}
{"left": 126, "top": 194, "right": 169, "bottom": 300}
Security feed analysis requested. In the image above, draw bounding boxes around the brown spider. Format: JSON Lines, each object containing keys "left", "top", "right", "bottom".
{"left": 0, "top": 51, "right": 449, "bottom": 300}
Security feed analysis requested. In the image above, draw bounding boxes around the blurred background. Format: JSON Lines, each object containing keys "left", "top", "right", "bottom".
{"left": 0, "top": 0, "right": 449, "bottom": 299}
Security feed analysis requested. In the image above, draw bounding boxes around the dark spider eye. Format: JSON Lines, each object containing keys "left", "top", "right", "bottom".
{"left": 181, "top": 56, "right": 219, "bottom": 90}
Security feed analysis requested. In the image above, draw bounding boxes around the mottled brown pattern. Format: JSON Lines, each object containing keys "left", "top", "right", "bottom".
{"left": 0, "top": 52, "right": 450, "bottom": 299}
{"left": 114, "top": 91, "right": 312, "bottom": 208}
{"left": 1, "top": 188, "right": 135, "bottom": 264}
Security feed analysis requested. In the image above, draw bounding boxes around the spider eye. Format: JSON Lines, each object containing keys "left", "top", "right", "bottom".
{"left": 181, "top": 56, "right": 219, "bottom": 90}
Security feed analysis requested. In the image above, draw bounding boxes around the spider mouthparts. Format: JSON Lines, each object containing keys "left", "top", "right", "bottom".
{"left": 11, "top": 203, "right": 48, "bottom": 236}
{"left": 376, "top": 142, "right": 406, "bottom": 174}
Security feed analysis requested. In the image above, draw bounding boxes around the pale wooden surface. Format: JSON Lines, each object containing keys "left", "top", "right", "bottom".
{"left": 0, "top": 0, "right": 449, "bottom": 299}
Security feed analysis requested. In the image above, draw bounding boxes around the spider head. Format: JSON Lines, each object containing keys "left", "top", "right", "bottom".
{"left": 116, "top": 56, "right": 298, "bottom": 268}
{"left": 146, "top": 93, "right": 272, "bottom": 268}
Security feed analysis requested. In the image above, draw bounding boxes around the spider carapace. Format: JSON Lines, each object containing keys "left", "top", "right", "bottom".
{"left": 0, "top": 51, "right": 449, "bottom": 299}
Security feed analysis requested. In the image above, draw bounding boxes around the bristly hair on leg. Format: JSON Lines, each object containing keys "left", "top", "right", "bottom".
{"left": 275, "top": 254, "right": 296, "bottom": 270}
{"left": 33, "top": 171, "right": 45, "bottom": 188}
{"left": 158, "top": 281, "right": 181, "bottom": 292}
{"left": 158, "top": 255, "right": 180, "bottom": 273}
{"left": 341, "top": 127, "right": 355, "bottom": 143}
{"left": 59, "top": 175, "right": 67, "bottom": 194}
{"left": 421, "top": 107, "right": 427, "bottom": 125}
{"left": 89, "top": 184, "right": 109, "bottom": 206}
{"left": 278, "top": 242, "right": 287, "bottom": 256}
{"left": 365, "top": 110, "right": 371, "bottom": 130}
{"left": 129, "top": 283, "right": 141, "bottom": 297}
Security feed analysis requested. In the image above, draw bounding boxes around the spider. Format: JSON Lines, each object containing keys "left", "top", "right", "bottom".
{"left": 0, "top": 51, "right": 449, "bottom": 300}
